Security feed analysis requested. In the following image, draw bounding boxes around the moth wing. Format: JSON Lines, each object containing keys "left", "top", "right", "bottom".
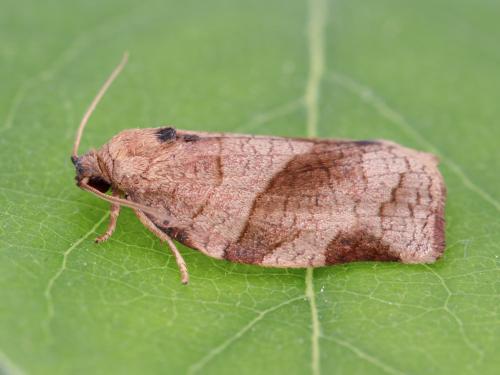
{"left": 131, "top": 133, "right": 445, "bottom": 267}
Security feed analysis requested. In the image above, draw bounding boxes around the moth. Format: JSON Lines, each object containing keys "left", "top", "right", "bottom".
{"left": 72, "top": 54, "right": 446, "bottom": 284}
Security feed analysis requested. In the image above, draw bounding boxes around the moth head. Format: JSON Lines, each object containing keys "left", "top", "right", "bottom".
{"left": 68, "top": 53, "right": 170, "bottom": 220}
{"left": 71, "top": 151, "right": 111, "bottom": 193}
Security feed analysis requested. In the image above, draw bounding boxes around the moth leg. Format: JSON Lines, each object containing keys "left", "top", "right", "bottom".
{"left": 132, "top": 208, "right": 189, "bottom": 285}
{"left": 95, "top": 188, "right": 121, "bottom": 243}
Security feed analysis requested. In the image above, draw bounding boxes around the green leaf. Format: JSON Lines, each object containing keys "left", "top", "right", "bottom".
{"left": 1, "top": 0, "right": 499, "bottom": 374}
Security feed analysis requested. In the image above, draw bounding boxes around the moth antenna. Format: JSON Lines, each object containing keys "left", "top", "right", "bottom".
{"left": 79, "top": 178, "right": 170, "bottom": 220}
{"left": 72, "top": 52, "right": 129, "bottom": 159}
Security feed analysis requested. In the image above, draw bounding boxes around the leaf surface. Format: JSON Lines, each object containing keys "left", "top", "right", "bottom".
{"left": 1, "top": 0, "right": 499, "bottom": 374}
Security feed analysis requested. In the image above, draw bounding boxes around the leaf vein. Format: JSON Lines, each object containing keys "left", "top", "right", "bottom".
{"left": 187, "top": 295, "right": 306, "bottom": 374}
{"left": 305, "top": 0, "right": 327, "bottom": 373}
{"left": 42, "top": 212, "right": 109, "bottom": 337}
{"left": 321, "top": 335, "right": 408, "bottom": 375}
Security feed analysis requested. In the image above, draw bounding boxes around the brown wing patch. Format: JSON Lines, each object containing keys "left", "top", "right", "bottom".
{"left": 324, "top": 230, "right": 400, "bottom": 264}
{"left": 156, "top": 127, "right": 177, "bottom": 142}
{"left": 224, "top": 142, "right": 366, "bottom": 265}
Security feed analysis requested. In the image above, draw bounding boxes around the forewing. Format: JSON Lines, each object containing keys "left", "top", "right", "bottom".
{"left": 126, "top": 132, "right": 445, "bottom": 268}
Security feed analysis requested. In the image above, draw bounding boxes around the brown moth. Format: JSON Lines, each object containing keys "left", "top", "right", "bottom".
{"left": 72, "top": 54, "right": 446, "bottom": 284}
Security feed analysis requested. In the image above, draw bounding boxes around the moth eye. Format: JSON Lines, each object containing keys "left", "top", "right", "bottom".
{"left": 88, "top": 176, "right": 111, "bottom": 193}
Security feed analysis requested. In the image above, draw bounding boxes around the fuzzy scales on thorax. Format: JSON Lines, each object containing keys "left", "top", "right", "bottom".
{"left": 95, "top": 127, "right": 446, "bottom": 268}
